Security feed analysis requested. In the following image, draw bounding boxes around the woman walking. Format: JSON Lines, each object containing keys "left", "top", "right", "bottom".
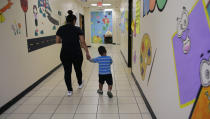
{"left": 56, "top": 10, "right": 90, "bottom": 96}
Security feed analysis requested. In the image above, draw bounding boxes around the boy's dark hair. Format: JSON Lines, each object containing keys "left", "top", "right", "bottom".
{"left": 98, "top": 46, "right": 107, "bottom": 55}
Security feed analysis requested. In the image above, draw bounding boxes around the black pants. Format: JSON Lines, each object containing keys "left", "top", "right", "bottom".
{"left": 61, "top": 56, "right": 83, "bottom": 91}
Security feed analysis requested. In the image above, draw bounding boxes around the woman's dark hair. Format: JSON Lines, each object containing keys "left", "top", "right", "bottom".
{"left": 66, "top": 10, "right": 77, "bottom": 24}
{"left": 98, "top": 46, "right": 107, "bottom": 55}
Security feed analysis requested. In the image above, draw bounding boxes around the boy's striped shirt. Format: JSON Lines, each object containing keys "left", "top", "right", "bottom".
{"left": 90, "top": 56, "right": 112, "bottom": 75}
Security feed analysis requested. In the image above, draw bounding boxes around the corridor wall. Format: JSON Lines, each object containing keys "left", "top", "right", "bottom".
{"left": 119, "top": 0, "right": 129, "bottom": 63}
{"left": 131, "top": 0, "right": 210, "bottom": 118}
{"left": 0, "top": 0, "right": 84, "bottom": 108}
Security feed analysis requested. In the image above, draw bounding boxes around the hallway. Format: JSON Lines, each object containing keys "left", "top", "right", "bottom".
{"left": 0, "top": 45, "right": 152, "bottom": 119}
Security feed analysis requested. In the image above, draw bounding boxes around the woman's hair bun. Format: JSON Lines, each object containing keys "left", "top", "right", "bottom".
{"left": 67, "top": 10, "right": 73, "bottom": 15}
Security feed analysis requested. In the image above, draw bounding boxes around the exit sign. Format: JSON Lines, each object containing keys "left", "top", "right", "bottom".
{"left": 97, "top": 2, "right": 102, "bottom": 7}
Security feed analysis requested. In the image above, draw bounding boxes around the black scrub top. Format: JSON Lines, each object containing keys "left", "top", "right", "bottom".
{"left": 56, "top": 24, "right": 84, "bottom": 61}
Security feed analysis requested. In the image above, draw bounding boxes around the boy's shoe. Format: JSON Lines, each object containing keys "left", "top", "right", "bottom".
{"left": 79, "top": 83, "right": 83, "bottom": 89}
{"left": 97, "top": 89, "right": 103, "bottom": 95}
{"left": 67, "top": 91, "right": 72, "bottom": 96}
{"left": 107, "top": 91, "right": 113, "bottom": 98}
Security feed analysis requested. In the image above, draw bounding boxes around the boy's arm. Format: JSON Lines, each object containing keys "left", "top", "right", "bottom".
{"left": 89, "top": 57, "right": 98, "bottom": 63}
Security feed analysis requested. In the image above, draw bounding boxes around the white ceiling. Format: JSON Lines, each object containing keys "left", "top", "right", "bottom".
{"left": 78, "top": 0, "right": 122, "bottom": 8}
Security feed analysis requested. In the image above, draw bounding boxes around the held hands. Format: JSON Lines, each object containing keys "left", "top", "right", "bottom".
{"left": 86, "top": 53, "right": 91, "bottom": 60}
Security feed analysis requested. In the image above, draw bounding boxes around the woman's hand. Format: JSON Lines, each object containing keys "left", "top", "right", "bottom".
{"left": 86, "top": 53, "right": 91, "bottom": 60}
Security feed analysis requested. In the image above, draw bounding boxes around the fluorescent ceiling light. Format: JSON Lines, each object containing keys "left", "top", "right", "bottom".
{"left": 104, "top": 9, "right": 112, "bottom": 11}
{"left": 90, "top": 3, "right": 112, "bottom": 7}
{"left": 91, "top": 4, "right": 97, "bottom": 6}
{"left": 102, "top": 4, "right": 112, "bottom": 6}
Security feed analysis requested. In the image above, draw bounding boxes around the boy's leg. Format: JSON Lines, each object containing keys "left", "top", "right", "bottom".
{"left": 108, "top": 85, "right": 112, "bottom": 92}
{"left": 106, "top": 74, "right": 113, "bottom": 98}
{"left": 98, "top": 75, "right": 105, "bottom": 95}
{"left": 99, "top": 83, "right": 103, "bottom": 90}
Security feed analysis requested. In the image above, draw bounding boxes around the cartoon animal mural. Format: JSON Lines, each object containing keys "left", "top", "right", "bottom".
{"left": 172, "top": 0, "right": 210, "bottom": 109}
{"left": 177, "top": 7, "right": 191, "bottom": 54}
{"left": 140, "top": 34, "right": 152, "bottom": 81}
{"left": 0, "top": 0, "right": 13, "bottom": 23}
{"left": 143, "top": 0, "right": 167, "bottom": 17}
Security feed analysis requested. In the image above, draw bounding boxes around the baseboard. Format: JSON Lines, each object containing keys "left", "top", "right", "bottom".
{"left": 120, "top": 50, "right": 128, "bottom": 66}
{"left": 0, "top": 64, "right": 62, "bottom": 115}
{"left": 131, "top": 72, "right": 157, "bottom": 119}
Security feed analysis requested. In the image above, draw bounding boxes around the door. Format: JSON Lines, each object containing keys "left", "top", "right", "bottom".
{"left": 128, "top": 0, "right": 133, "bottom": 67}
{"left": 79, "top": 14, "right": 85, "bottom": 37}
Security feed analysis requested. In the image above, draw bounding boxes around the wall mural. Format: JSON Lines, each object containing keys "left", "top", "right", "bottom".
{"left": 91, "top": 11, "right": 112, "bottom": 43}
{"left": 0, "top": 0, "right": 13, "bottom": 23}
{"left": 207, "top": 0, "right": 210, "bottom": 16}
{"left": 27, "top": 0, "right": 60, "bottom": 52}
{"left": 20, "top": 0, "right": 28, "bottom": 37}
{"left": 190, "top": 86, "right": 210, "bottom": 118}
{"left": 132, "top": 0, "right": 141, "bottom": 37}
{"left": 143, "top": 0, "right": 167, "bottom": 17}
{"left": 120, "top": 10, "right": 128, "bottom": 32}
{"left": 38, "top": 0, "right": 59, "bottom": 31}
{"left": 11, "top": 22, "right": 21, "bottom": 36}
{"left": 140, "top": 34, "right": 152, "bottom": 81}
{"left": 172, "top": 0, "right": 210, "bottom": 110}
{"left": 140, "top": 33, "right": 157, "bottom": 86}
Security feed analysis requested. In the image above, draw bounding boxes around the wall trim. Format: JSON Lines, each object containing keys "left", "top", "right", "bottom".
{"left": 120, "top": 50, "right": 128, "bottom": 66}
{"left": 131, "top": 72, "right": 157, "bottom": 119}
{"left": 0, "top": 64, "right": 62, "bottom": 115}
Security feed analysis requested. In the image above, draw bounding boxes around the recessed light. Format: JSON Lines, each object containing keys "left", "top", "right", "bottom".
{"left": 103, "top": 4, "right": 112, "bottom": 6}
{"left": 91, "top": 4, "right": 97, "bottom": 6}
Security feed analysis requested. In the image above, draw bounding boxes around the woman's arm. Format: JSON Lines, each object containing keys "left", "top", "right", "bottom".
{"left": 56, "top": 35, "right": 62, "bottom": 43}
{"left": 79, "top": 35, "right": 91, "bottom": 60}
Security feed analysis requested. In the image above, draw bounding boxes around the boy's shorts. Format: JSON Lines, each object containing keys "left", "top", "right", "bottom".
{"left": 99, "top": 74, "right": 113, "bottom": 85}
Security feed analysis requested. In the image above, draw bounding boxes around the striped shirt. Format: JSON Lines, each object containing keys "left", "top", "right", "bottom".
{"left": 90, "top": 56, "right": 113, "bottom": 75}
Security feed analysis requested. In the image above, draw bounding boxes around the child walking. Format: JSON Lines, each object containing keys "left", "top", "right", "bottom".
{"left": 89, "top": 46, "right": 113, "bottom": 98}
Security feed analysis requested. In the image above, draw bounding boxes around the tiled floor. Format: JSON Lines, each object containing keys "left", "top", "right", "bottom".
{"left": 0, "top": 45, "right": 152, "bottom": 119}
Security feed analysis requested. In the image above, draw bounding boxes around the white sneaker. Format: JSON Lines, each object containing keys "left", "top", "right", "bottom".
{"left": 67, "top": 91, "right": 72, "bottom": 96}
{"left": 79, "top": 84, "right": 83, "bottom": 89}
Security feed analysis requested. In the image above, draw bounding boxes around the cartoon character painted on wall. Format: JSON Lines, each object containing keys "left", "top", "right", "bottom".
{"left": 172, "top": 0, "right": 210, "bottom": 109}
{"left": 177, "top": 6, "right": 191, "bottom": 54}
{"left": 140, "top": 34, "right": 152, "bottom": 81}
{"left": 38, "top": 0, "right": 51, "bottom": 17}
{"left": 0, "top": 0, "right": 13, "bottom": 23}
{"left": 38, "top": 0, "right": 59, "bottom": 29}
{"left": 33, "top": 5, "right": 39, "bottom": 36}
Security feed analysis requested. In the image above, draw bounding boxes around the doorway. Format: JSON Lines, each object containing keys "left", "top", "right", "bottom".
{"left": 79, "top": 14, "right": 85, "bottom": 36}
{"left": 128, "top": 0, "right": 133, "bottom": 67}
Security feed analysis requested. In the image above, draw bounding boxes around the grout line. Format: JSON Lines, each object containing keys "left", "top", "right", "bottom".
{"left": 72, "top": 64, "right": 95, "bottom": 119}
{"left": 27, "top": 74, "right": 63, "bottom": 119}
{"left": 120, "top": 55, "right": 144, "bottom": 119}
